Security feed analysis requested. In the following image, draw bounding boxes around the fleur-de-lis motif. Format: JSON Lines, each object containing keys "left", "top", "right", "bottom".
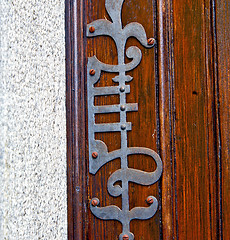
{"left": 87, "top": 0, "right": 163, "bottom": 239}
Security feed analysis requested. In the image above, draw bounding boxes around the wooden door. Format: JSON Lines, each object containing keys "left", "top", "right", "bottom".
{"left": 66, "top": 0, "right": 229, "bottom": 239}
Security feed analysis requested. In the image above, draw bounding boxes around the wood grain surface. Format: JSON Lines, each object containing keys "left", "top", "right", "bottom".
{"left": 216, "top": 0, "right": 230, "bottom": 239}
{"left": 173, "top": 0, "right": 219, "bottom": 238}
{"left": 66, "top": 0, "right": 229, "bottom": 239}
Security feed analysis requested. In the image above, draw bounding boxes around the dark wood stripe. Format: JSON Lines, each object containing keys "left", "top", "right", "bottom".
{"left": 66, "top": 0, "right": 87, "bottom": 239}
{"left": 215, "top": 0, "right": 230, "bottom": 238}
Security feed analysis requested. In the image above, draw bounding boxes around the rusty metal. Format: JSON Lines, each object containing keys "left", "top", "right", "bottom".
{"left": 89, "top": 69, "right": 96, "bottom": 76}
{"left": 87, "top": 0, "right": 163, "bottom": 239}
{"left": 91, "top": 198, "right": 99, "bottom": 207}
{"left": 123, "top": 235, "right": 129, "bottom": 240}
{"left": 89, "top": 26, "right": 95, "bottom": 33}
{"left": 92, "top": 152, "right": 98, "bottom": 159}
{"left": 147, "top": 38, "right": 155, "bottom": 45}
{"left": 146, "top": 196, "right": 154, "bottom": 204}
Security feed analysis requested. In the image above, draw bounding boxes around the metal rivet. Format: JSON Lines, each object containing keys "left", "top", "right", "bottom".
{"left": 92, "top": 152, "right": 98, "bottom": 159}
{"left": 120, "top": 105, "right": 126, "bottom": 111}
{"left": 121, "top": 124, "right": 126, "bottom": 130}
{"left": 89, "top": 26, "right": 95, "bottom": 33}
{"left": 89, "top": 69, "right": 96, "bottom": 76}
{"left": 146, "top": 196, "right": 154, "bottom": 204}
{"left": 147, "top": 38, "right": 155, "bottom": 45}
{"left": 120, "top": 86, "right": 125, "bottom": 92}
{"left": 123, "top": 235, "right": 129, "bottom": 240}
{"left": 91, "top": 199, "right": 98, "bottom": 207}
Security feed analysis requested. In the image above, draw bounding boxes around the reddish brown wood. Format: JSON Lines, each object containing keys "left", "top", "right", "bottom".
{"left": 172, "top": 0, "right": 223, "bottom": 239}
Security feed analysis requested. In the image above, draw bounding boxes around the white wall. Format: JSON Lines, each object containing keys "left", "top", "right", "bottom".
{"left": 0, "top": 0, "right": 67, "bottom": 239}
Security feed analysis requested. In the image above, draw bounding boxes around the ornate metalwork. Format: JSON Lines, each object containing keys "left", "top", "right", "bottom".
{"left": 87, "top": 0, "right": 163, "bottom": 239}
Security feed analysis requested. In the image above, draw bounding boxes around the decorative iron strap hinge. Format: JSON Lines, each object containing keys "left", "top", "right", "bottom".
{"left": 87, "top": 0, "right": 163, "bottom": 239}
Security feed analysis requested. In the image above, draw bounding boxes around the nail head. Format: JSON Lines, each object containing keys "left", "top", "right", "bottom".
{"left": 120, "top": 86, "right": 125, "bottom": 92}
{"left": 121, "top": 124, "right": 126, "bottom": 130}
{"left": 92, "top": 152, "right": 98, "bottom": 159}
{"left": 123, "top": 235, "right": 129, "bottom": 240}
{"left": 146, "top": 196, "right": 154, "bottom": 204}
{"left": 89, "top": 26, "right": 95, "bottom": 33}
{"left": 91, "top": 199, "right": 98, "bottom": 207}
{"left": 120, "top": 105, "right": 126, "bottom": 111}
{"left": 90, "top": 69, "right": 96, "bottom": 76}
{"left": 147, "top": 38, "right": 155, "bottom": 45}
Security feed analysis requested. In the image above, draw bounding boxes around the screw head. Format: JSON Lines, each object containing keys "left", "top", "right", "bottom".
{"left": 123, "top": 235, "right": 129, "bottom": 240}
{"left": 120, "top": 105, "right": 126, "bottom": 111}
{"left": 146, "top": 196, "right": 154, "bottom": 204}
{"left": 89, "top": 26, "right": 95, "bottom": 33}
{"left": 92, "top": 152, "right": 98, "bottom": 159}
{"left": 121, "top": 124, "right": 126, "bottom": 130}
{"left": 147, "top": 38, "right": 155, "bottom": 45}
{"left": 91, "top": 199, "right": 99, "bottom": 207}
{"left": 120, "top": 86, "right": 125, "bottom": 92}
{"left": 89, "top": 69, "right": 96, "bottom": 76}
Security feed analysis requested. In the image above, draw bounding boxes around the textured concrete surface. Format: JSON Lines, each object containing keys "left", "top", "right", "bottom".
{"left": 0, "top": 0, "right": 67, "bottom": 239}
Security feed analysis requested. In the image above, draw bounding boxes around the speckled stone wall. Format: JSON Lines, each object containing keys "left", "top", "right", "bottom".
{"left": 0, "top": 1, "right": 67, "bottom": 239}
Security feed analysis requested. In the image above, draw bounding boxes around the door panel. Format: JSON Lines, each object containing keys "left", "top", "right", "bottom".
{"left": 173, "top": 0, "right": 218, "bottom": 239}
{"left": 66, "top": 0, "right": 229, "bottom": 239}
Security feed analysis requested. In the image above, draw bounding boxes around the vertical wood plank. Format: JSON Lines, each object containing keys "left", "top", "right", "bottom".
{"left": 215, "top": 0, "right": 230, "bottom": 238}
{"left": 172, "top": 0, "right": 221, "bottom": 238}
